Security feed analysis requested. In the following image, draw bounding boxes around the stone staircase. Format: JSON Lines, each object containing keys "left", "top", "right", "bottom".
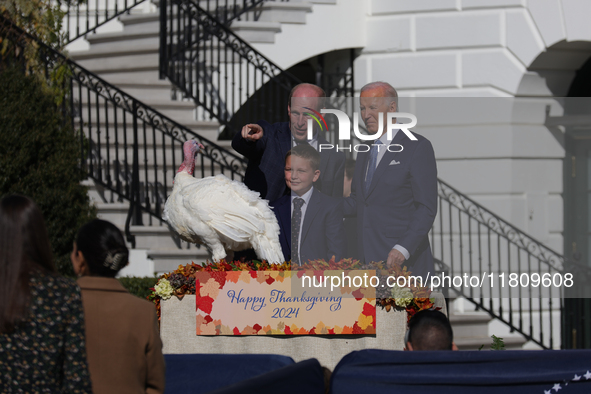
{"left": 72, "top": 8, "right": 215, "bottom": 275}
{"left": 68, "top": 0, "right": 530, "bottom": 349}
{"left": 69, "top": 0, "right": 333, "bottom": 276}
{"left": 231, "top": 1, "right": 313, "bottom": 43}
{"left": 448, "top": 298, "right": 528, "bottom": 350}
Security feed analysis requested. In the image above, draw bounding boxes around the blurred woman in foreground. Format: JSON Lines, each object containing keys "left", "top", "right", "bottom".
{"left": 71, "top": 219, "right": 165, "bottom": 394}
{"left": 0, "top": 195, "right": 92, "bottom": 392}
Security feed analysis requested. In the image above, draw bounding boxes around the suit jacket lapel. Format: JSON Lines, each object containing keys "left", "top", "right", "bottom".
{"left": 280, "top": 122, "right": 292, "bottom": 156}
{"left": 300, "top": 189, "right": 321, "bottom": 245}
{"left": 366, "top": 132, "right": 406, "bottom": 196}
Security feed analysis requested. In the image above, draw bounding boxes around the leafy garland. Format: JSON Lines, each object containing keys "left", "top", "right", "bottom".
{"left": 148, "top": 259, "right": 438, "bottom": 322}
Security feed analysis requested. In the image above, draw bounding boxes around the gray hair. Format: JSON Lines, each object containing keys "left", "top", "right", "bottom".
{"left": 360, "top": 81, "right": 398, "bottom": 109}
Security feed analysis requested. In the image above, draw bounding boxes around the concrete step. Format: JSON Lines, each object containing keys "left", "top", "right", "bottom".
{"left": 449, "top": 310, "right": 527, "bottom": 351}
{"left": 449, "top": 312, "right": 492, "bottom": 339}
{"left": 87, "top": 137, "right": 234, "bottom": 154}
{"left": 96, "top": 69, "right": 162, "bottom": 82}
{"left": 75, "top": 91, "right": 194, "bottom": 109}
{"left": 95, "top": 202, "right": 130, "bottom": 227}
{"left": 84, "top": 162, "right": 239, "bottom": 202}
{"left": 80, "top": 124, "right": 223, "bottom": 154}
{"left": 75, "top": 44, "right": 242, "bottom": 74}
{"left": 70, "top": 41, "right": 159, "bottom": 61}
{"left": 85, "top": 30, "right": 159, "bottom": 50}
{"left": 85, "top": 165, "right": 231, "bottom": 187}
{"left": 114, "top": 81, "right": 175, "bottom": 102}
{"left": 117, "top": 12, "right": 160, "bottom": 35}
{"left": 84, "top": 178, "right": 135, "bottom": 205}
{"left": 131, "top": 225, "right": 182, "bottom": 249}
{"left": 84, "top": 178, "right": 108, "bottom": 204}
{"left": 76, "top": 52, "right": 159, "bottom": 74}
{"left": 455, "top": 335, "right": 528, "bottom": 351}
{"left": 74, "top": 97, "right": 198, "bottom": 124}
{"left": 448, "top": 298, "right": 529, "bottom": 350}
{"left": 72, "top": 41, "right": 243, "bottom": 71}
{"left": 149, "top": 249, "right": 211, "bottom": 275}
{"left": 72, "top": 96, "right": 236, "bottom": 138}
{"left": 82, "top": 141, "right": 236, "bottom": 164}
{"left": 75, "top": 118, "right": 221, "bottom": 144}
{"left": 249, "top": 2, "right": 312, "bottom": 24}
{"left": 230, "top": 21, "right": 281, "bottom": 44}
{"left": 85, "top": 172, "right": 238, "bottom": 201}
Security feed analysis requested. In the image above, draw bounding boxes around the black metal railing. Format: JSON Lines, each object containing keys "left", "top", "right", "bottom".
{"left": 9, "top": 0, "right": 589, "bottom": 349}
{"left": 55, "top": 0, "right": 147, "bottom": 44}
{"left": 562, "top": 297, "right": 591, "bottom": 349}
{"left": 1, "top": 15, "right": 246, "bottom": 248}
{"left": 159, "top": 0, "right": 300, "bottom": 138}
{"left": 157, "top": 0, "right": 577, "bottom": 345}
{"left": 201, "top": 0, "right": 267, "bottom": 24}
{"left": 430, "top": 179, "right": 591, "bottom": 349}
{"left": 55, "top": 0, "right": 275, "bottom": 45}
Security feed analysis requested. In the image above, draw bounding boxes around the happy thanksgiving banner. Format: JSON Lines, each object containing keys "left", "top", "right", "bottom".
{"left": 195, "top": 270, "right": 376, "bottom": 335}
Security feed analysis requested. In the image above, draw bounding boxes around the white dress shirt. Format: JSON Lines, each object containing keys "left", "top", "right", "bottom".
{"left": 292, "top": 134, "right": 319, "bottom": 151}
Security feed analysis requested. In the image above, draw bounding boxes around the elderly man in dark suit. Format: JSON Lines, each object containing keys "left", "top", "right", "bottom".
{"left": 232, "top": 83, "right": 345, "bottom": 202}
{"left": 344, "top": 82, "right": 437, "bottom": 278}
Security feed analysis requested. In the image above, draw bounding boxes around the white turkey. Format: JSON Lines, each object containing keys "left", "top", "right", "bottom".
{"left": 163, "top": 140, "right": 284, "bottom": 264}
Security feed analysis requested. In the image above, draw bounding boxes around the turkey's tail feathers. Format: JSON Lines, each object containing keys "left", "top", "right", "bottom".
{"left": 252, "top": 233, "right": 285, "bottom": 265}
{"left": 251, "top": 195, "right": 285, "bottom": 265}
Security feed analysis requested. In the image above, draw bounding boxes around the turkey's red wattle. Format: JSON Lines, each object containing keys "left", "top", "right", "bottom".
{"left": 179, "top": 142, "right": 197, "bottom": 175}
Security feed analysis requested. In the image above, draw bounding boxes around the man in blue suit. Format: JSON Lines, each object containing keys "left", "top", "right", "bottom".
{"left": 272, "top": 145, "right": 346, "bottom": 265}
{"left": 344, "top": 82, "right": 437, "bottom": 278}
{"left": 232, "top": 83, "right": 345, "bottom": 202}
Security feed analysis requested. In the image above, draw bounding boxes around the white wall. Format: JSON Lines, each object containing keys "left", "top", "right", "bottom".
{"left": 339, "top": 0, "right": 591, "bottom": 254}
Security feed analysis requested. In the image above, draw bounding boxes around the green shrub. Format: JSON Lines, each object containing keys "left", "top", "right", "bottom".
{"left": 490, "top": 334, "right": 506, "bottom": 350}
{"left": 119, "top": 277, "right": 159, "bottom": 300}
{"left": 0, "top": 64, "right": 96, "bottom": 276}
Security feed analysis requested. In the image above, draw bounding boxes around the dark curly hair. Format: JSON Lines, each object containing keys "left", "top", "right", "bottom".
{"left": 75, "top": 219, "right": 129, "bottom": 278}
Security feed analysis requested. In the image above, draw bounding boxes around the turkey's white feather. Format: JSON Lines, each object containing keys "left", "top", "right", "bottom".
{"left": 163, "top": 172, "right": 284, "bottom": 264}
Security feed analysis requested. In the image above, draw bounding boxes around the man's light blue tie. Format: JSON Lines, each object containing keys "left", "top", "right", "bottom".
{"left": 365, "top": 140, "right": 382, "bottom": 194}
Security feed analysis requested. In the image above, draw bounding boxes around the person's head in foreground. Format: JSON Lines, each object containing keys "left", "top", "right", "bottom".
{"left": 285, "top": 144, "right": 321, "bottom": 197}
{"left": 71, "top": 219, "right": 129, "bottom": 277}
{"left": 1, "top": 195, "right": 93, "bottom": 392}
{"left": 0, "top": 195, "right": 55, "bottom": 333}
{"left": 71, "top": 219, "right": 166, "bottom": 393}
{"left": 405, "top": 309, "right": 458, "bottom": 351}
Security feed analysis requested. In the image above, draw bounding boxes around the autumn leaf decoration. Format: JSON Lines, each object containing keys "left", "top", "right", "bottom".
{"left": 148, "top": 259, "right": 438, "bottom": 322}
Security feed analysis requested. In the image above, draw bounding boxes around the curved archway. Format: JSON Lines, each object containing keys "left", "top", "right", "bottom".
{"left": 516, "top": 41, "right": 591, "bottom": 97}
